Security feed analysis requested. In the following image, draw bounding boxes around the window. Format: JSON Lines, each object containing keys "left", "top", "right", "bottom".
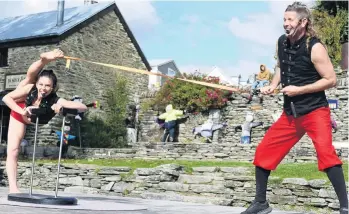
{"left": 0, "top": 48, "right": 8, "bottom": 67}
{"left": 167, "top": 67, "right": 176, "bottom": 77}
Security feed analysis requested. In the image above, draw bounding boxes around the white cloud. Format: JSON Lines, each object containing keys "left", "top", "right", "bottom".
{"left": 0, "top": 0, "right": 160, "bottom": 29}
{"left": 228, "top": 13, "right": 281, "bottom": 46}
{"left": 178, "top": 2, "right": 310, "bottom": 84}
{"left": 220, "top": 1, "right": 316, "bottom": 82}
{"left": 228, "top": 60, "right": 266, "bottom": 79}
{"left": 228, "top": 0, "right": 316, "bottom": 46}
{"left": 115, "top": 0, "right": 160, "bottom": 29}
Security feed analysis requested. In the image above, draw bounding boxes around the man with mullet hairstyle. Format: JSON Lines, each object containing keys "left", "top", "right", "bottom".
{"left": 241, "top": 2, "right": 348, "bottom": 214}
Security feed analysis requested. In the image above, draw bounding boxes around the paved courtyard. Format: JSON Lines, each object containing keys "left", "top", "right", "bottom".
{"left": 0, "top": 187, "right": 313, "bottom": 214}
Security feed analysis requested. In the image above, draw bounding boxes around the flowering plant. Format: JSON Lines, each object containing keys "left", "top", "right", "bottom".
{"left": 148, "top": 72, "right": 233, "bottom": 112}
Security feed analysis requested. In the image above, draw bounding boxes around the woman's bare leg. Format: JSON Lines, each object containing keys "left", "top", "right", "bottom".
{"left": 16, "top": 59, "right": 47, "bottom": 89}
{"left": 16, "top": 49, "right": 64, "bottom": 89}
{"left": 6, "top": 116, "right": 26, "bottom": 193}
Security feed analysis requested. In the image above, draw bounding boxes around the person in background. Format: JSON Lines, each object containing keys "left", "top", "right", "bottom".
{"left": 251, "top": 64, "right": 271, "bottom": 90}
{"left": 159, "top": 104, "right": 183, "bottom": 143}
{"left": 247, "top": 64, "right": 271, "bottom": 104}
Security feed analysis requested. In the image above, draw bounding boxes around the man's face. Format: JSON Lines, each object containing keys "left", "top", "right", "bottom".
{"left": 283, "top": 11, "right": 307, "bottom": 37}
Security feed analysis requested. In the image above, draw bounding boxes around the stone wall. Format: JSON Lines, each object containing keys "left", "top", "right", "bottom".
{"left": 0, "top": 162, "right": 344, "bottom": 213}
{"left": 140, "top": 72, "right": 348, "bottom": 144}
{"left": 220, "top": 86, "right": 348, "bottom": 144}
{"left": 0, "top": 11, "right": 148, "bottom": 145}
{"left": 137, "top": 72, "right": 348, "bottom": 161}
{"left": 1, "top": 142, "right": 345, "bottom": 164}
{"left": 74, "top": 143, "right": 347, "bottom": 162}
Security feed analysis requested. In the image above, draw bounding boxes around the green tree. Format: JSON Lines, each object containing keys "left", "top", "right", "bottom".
{"left": 312, "top": 9, "right": 348, "bottom": 66}
{"left": 313, "top": 1, "right": 348, "bottom": 44}
{"left": 80, "top": 73, "right": 130, "bottom": 148}
{"left": 313, "top": 1, "right": 348, "bottom": 16}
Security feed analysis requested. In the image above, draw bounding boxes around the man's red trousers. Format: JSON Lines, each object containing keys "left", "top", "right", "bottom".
{"left": 254, "top": 107, "right": 342, "bottom": 171}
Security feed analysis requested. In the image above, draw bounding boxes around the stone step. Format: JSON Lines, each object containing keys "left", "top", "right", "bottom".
{"left": 139, "top": 191, "right": 233, "bottom": 206}
{"left": 190, "top": 167, "right": 252, "bottom": 175}
{"left": 177, "top": 174, "right": 220, "bottom": 184}
{"left": 177, "top": 172, "right": 254, "bottom": 185}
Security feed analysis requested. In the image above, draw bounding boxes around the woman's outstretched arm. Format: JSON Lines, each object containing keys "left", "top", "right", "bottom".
{"left": 52, "top": 98, "right": 88, "bottom": 113}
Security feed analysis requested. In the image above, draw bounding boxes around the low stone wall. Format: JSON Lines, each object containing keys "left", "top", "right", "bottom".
{"left": 0, "top": 162, "right": 344, "bottom": 213}
{"left": 55, "top": 143, "right": 349, "bottom": 163}
{"left": 1, "top": 142, "right": 346, "bottom": 164}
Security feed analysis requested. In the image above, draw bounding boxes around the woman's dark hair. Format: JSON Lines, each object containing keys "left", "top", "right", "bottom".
{"left": 36, "top": 69, "right": 58, "bottom": 92}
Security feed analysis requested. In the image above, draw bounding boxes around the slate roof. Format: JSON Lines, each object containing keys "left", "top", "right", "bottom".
{"left": 0, "top": 2, "right": 151, "bottom": 70}
{"left": 0, "top": 2, "right": 114, "bottom": 42}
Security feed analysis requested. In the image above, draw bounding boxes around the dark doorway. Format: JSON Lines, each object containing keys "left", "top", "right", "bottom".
{"left": 0, "top": 91, "right": 11, "bottom": 144}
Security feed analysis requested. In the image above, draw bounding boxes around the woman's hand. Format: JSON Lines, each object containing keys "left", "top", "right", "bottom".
{"left": 22, "top": 106, "right": 38, "bottom": 116}
{"left": 51, "top": 103, "right": 63, "bottom": 114}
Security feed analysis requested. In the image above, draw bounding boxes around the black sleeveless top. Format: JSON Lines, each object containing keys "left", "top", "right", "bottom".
{"left": 25, "top": 85, "right": 60, "bottom": 124}
{"left": 277, "top": 35, "right": 328, "bottom": 117}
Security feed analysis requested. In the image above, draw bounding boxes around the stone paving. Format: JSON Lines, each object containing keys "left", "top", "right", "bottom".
{"left": 0, "top": 187, "right": 311, "bottom": 214}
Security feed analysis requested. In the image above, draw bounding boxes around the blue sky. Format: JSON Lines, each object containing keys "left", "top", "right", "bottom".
{"left": 0, "top": 0, "right": 315, "bottom": 81}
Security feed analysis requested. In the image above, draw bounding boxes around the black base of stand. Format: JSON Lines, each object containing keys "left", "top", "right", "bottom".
{"left": 8, "top": 193, "right": 78, "bottom": 205}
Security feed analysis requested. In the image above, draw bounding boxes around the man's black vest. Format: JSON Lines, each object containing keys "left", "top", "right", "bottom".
{"left": 277, "top": 34, "right": 328, "bottom": 117}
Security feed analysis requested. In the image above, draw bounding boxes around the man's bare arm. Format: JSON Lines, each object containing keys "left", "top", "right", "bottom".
{"left": 299, "top": 43, "right": 336, "bottom": 94}
{"left": 270, "top": 42, "right": 281, "bottom": 88}
{"left": 271, "top": 67, "right": 280, "bottom": 87}
{"left": 269, "top": 52, "right": 281, "bottom": 89}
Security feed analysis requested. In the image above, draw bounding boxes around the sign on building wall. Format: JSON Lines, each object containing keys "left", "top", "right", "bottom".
{"left": 4, "top": 73, "right": 26, "bottom": 90}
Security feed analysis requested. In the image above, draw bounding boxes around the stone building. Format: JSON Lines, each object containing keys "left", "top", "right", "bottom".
{"left": 0, "top": 1, "right": 150, "bottom": 145}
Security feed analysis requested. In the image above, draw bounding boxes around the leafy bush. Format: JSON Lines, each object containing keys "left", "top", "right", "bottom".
{"left": 146, "top": 72, "right": 233, "bottom": 113}
{"left": 312, "top": 1, "right": 348, "bottom": 44}
{"left": 312, "top": 9, "right": 348, "bottom": 67}
{"left": 80, "top": 73, "right": 130, "bottom": 148}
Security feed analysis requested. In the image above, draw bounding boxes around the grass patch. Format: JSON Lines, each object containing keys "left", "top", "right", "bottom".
{"left": 269, "top": 177, "right": 283, "bottom": 185}
{"left": 278, "top": 204, "right": 333, "bottom": 213}
{"left": 34, "top": 158, "right": 348, "bottom": 181}
{"left": 271, "top": 162, "right": 349, "bottom": 180}
{"left": 120, "top": 171, "right": 134, "bottom": 181}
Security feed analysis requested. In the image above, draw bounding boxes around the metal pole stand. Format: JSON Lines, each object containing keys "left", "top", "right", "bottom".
{"left": 7, "top": 108, "right": 78, "bottom": 205}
